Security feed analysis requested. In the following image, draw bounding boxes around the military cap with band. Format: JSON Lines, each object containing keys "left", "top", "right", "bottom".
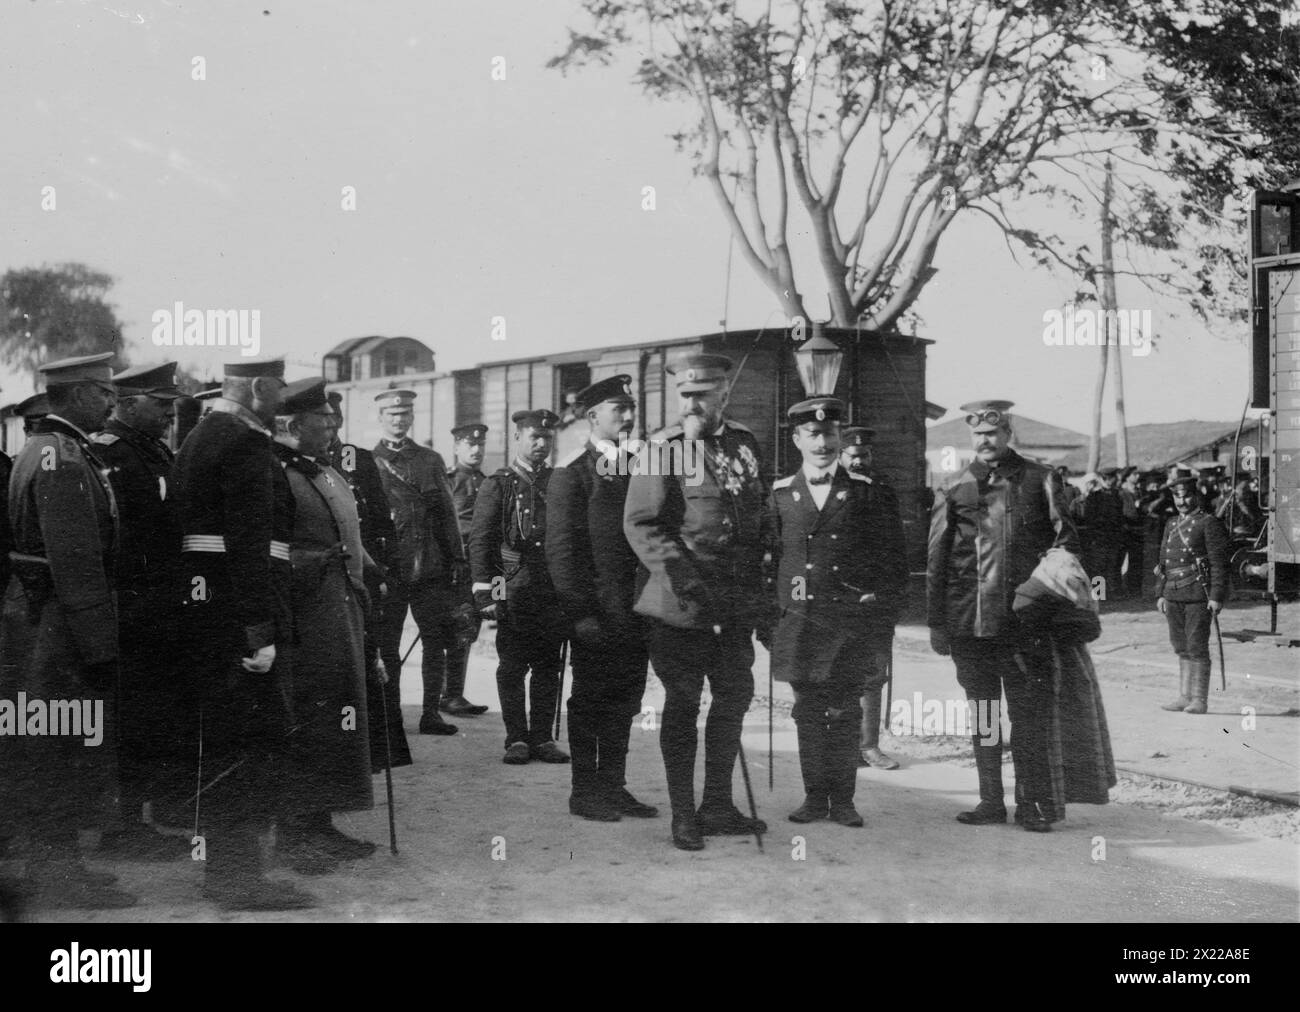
{"left": 787, "top": 396, "right": 844, "bottom": 427}
{"left": 1099, "top": 466, "right": 1120, "bottom": 478}
{"left": 38, "top": 351, "right": 115, "bottom": 387}
{"left": 511, "top": 408, "right": 559, "bottom": 430}
{"left": 840, "top": 426, "right": 876, "bottom": 447}
{"left": 280, "top": 377, "right": 330, "bottom": 414}
{"left": 224, "top": 358, "right": 286, "bottom": 380}
{"left": 451, "top": 422, "right": 489, "bottom": 441}
{"left": 194, "top": 388, "right": 223, "bottom": 402}
{"left": 575, "top": 374, "right": 634, "bottom": 414}
{"left": 1162, "top": 474, "right": 1200, "bottom": 494}
{"left": 14, "top": 392, "right": 50, "bottom": 418}
{"left": 375, "top": 389, "right": 417, "bottom": 412}
{"left": 959, "top": 399, "right": 1014, "bottom": 433}
{"left": 667, "top": 353, "right": 733, "bottom": 393}
{"left": 112, "top": 361, "right": 183, "bottom": 399}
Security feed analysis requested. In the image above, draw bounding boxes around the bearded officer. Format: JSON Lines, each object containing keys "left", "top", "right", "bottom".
{"left": 325, "top": 391, "right": 412, "bottom": 774}
{"left": 89, "top": 362, "right": 193, "bottom": 860}
{"left": 0, "top": 352, "right": 135, "bottom": 909}
{"left": 1155, "top": 474, "right": 1229, "bottom": 715}
{"left": 547, "top": 376, "right": 657, "bottom": 822}
{"left": 624, "top": 353, "right": 771, "bottom": 851}
{"left": 372, "top": 390, "right": 469, "bottom": 737}
{"left": 927, "top": 400, "right": 1078, "bottom": 832}
{"left": 470, "top": 409, "right": 570, "bottom": 764}
{"left": 173, "top": 358, "right": 314, "bottom": 910}
{"left": 441, "top": 422, "right": 490, "bottom": 716}
{"left": 838, "top": 425, "right": 907, "bottom": 771}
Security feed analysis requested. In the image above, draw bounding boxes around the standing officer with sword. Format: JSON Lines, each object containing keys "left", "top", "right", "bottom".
{"left": 1155, "top": 473, "right": 1230, "bottom": 714}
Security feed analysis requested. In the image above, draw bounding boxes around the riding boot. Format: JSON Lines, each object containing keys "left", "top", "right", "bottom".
{"left": 1160, "top": 657, "right": 1192, "bottom": 711}
{"left": 1183, "top": 658, "right": 1211, "bottom": 714}
{"left": 825, "top": 716, "right": 864, "bottom": 827}
{"left": 956, "top": 735, "right": 1007, "bottom": 824}
{"left": 568, "top": 711, "right": 619, "bottom": 821}
{"left": 788, "top": 717, "right": 829, "bottom": 822}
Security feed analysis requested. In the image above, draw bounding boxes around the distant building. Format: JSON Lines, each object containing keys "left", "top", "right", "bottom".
{"left": 323, "top": 336, "right": 434, "bottom": 384}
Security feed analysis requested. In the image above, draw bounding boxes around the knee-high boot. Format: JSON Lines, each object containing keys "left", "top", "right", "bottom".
{"left": 1183, "top": 658, "right": 1211, "bottom": 714}
{"left": 788, "top": 718, "right": 829, "bottom": 822}
{"left": 1160, "top": 657, "right": 1193, "bottom": 711}
{"left": 956, "top": 735, "right": 1007, "bottom": 824}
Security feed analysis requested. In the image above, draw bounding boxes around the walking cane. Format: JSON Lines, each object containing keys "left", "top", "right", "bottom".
{"left": 884, "top": 652, "right": 893, "bottom": 737}
{"left": 376, "top": 662, "right": 399, "bottom": 855}
{"left": 768, "top": 663, "right": 774, "bottom": 792}
{"left": 736, "top": 741, "right": 764, "bottom": 853}
{"left": 554, "top": 638, "right": 568, "bottom": 741}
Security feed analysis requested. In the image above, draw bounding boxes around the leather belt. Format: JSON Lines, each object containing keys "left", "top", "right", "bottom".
{"left": 183, "top": 534, "right": 291, "bottom": 562}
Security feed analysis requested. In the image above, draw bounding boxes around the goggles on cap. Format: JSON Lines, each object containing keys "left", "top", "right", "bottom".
{"left": 965, "top": 409, "right": 1006, "bottom": 427}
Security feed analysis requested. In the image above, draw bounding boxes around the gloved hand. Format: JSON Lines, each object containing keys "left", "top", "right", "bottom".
{"left": 573, "top": 616, "right": 604, "bottom": 648}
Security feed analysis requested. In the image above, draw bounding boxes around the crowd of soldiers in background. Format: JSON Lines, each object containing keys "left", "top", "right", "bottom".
{"left": 1056, "top": 462, "right": 1262, "bottom": 603}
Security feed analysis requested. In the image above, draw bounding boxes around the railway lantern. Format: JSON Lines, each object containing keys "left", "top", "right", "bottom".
{"left": 793, "top": 321, "right": 844, "bottom": 397}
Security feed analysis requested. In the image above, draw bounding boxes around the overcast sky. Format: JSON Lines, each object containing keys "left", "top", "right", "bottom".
{"left": 0, "top": 0, "right": 1256, "bottom": 433}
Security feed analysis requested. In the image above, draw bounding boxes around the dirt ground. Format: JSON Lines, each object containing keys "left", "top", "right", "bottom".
{"left": 17, "top": 597, "right": 1300, "bottom": 922}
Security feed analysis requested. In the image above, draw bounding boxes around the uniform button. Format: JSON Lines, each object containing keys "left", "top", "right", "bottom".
{"left": 831, "top": 534, "right": 838, "bottom": 540}
{"left": 535, "top": 542, "right": 542, "bottom": 548}
{"left": 832, "top": 565, "right": 839, "bottom": 571}
{"left": 807, "top": 534, "right": 813, "bottom": 540}
{"left": 806, "top": 595, "right": 814, "bottom": 600}
{"left": 805, "top": 563, "right": 813, "bottom": 569}
{"left": 524, "top": 509, "right": 530, "bottom": 514}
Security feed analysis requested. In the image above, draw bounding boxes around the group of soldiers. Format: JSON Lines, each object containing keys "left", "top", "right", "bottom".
{"left": 3, "top": 344, "right": 1223, "bottom": 916}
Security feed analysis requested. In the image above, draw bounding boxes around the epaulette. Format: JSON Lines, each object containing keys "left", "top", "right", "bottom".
{"left": 647, "top": 423, "right": 684, "bottom": 443}
{"left": 848, "top": 471, "right": 871, "bottom": 483}
{"left": 723, "top": 418, "right": 754, "bottom": 435}
{"left": 90, "top": 432, "right": 120, "bottom": 446}
{"left": 556, "top": 445, "right": 587, "bottom": 468}
{"left": 772, "top": 474, "right": 795, "bottom": 490}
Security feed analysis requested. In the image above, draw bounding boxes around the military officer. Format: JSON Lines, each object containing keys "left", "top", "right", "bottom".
{"left": 90, "top": 362, "right": 192, "bottom": 860}
{"left": 927, "top": 400, "right": 1079, "bottom": 832}
{"left": 1155, "top": 474, "right": 1229, "bottom": 714}
{"left": 0, "top": 352, "right": 134, "bottom": 909}
{"left": 173, "top": 358, "right": 315, "bottom": 910}
{"left": 470, "top": 408, "right": 570, "bottom": 765}
{"left": 441, "top": 421, "right": 490, "bottom": 716}
{"left": 324, "top": 392, "right": 412, "bottom": 773}
{"left": 838, "top": 425, "right": 907, "bottom": 771}
{"left": 770, "top": 400, "right": 906, "bottom": 826}
{"left": 372, "top": 390, "right": 470, "bottom": 737}
{"left": 547, "top": 376, "right": 657, "bottom": 822}
{"left": 274, "top": 379, "right": 376, "bottom": 863}
{"left": 624, "top": 353, "right": 771, "bottom": 851}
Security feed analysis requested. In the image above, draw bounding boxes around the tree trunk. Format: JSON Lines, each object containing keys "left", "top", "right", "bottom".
{"left": 1100, "top": 161, "right": 1128, "bottom": 468}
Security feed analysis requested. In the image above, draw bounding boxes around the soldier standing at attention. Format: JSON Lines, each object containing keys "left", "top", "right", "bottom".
{"left": 372, "top": 389, "right": 468, "bottom": 737}
{"left": 470, "top": 409, "right": 570, "bottom": 765}
{"left": 0, "top": 353, "right": 133, "bottom": 909}
{"left": 92, "top": 361, "right": 193, "bottom": 860}
{"left": 1155, "top": 474, "right": 1229, "bottom": 715}
{"left": 838, "top": 425, "right": 907, "bottom": 771}
{"left": 173, "top": 358, "right": 314, "bottom": 910}
{"left": 624, "top": 353, "right": 771, "bottom": 851}
{"left": 547, "top": 376, "right": 657, "bottom": 822}
{"left": 440, "top": 422, "right": 491, "bottom": 717}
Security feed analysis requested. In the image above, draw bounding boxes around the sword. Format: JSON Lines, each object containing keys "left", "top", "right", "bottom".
{"left": 736, "top": 741, "right": 764, "bottom": 853}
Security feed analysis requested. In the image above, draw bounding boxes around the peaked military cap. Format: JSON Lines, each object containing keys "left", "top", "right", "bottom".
{"left": 575, "top": 374, "right": 634, "bottom": 414}
{"left": 280, "top": 377, "right": 330, "bottom": 414}
{"left": 787, "top": 396, "right": 844, "bottom": 427}
{"left": 224, "top": 358, "right": 285, "bottom": 380}
{"left": 668, "top": 353, "right": 733, "bottom": 393}
{"left": 451, "top": 422, "right": 489, "bottom": 440}
{"left": 1162, "top": 474, "right": 1200, "bottom": 494}
{"left": 38, "top": 352, "right": 115, "bottom": 387}
{"left": 14, "top": 392, "right": 49, "bottom": 417}
{"left": 1195, "top": 463, "right": 1226, "bottom": 478}
{"left": 512, "top": 408, "right": 559, "bottom": 430}
{"left": 840, "top": 426, "right": 876, "bottom": 447}
{"left": 959, "top": 399, "right": 1014, "bottom": 433}
{"left": 194, "top": 388, "right": 223, "bottom": 402}
{"left": 113, "top": 361, "right": 182, "bottom": 399}
{"left": 375, "top": 389, "right": 417, "bottom": 411}
{"left": 1099, "top": 466, "right": 1120, "bottom": 478}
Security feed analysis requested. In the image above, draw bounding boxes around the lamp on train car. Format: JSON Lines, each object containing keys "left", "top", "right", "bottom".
{"left": 793, "top": 320, "right": 844, "bottom": 396}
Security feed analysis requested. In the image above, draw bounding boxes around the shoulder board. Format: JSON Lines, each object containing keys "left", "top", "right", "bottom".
{"left": 492, "top": 467, "right": 515, "bottom": 479}
{"left": 772, "top": 475, "right": 796, "bottom": 490}
{"left": 847, "top": 471, "right": 871, "bottom": 483}
{"left": 723, "top": 419, "right": 754, "bottom": 435}
{"left": 90, "top": 432, "right": 121, "bottom": 445}
{"left": 648, "top": 424, "right": 684, "bottom": 443}
{"left": 556, "top": 445, "right": 588, "bottom": 468}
